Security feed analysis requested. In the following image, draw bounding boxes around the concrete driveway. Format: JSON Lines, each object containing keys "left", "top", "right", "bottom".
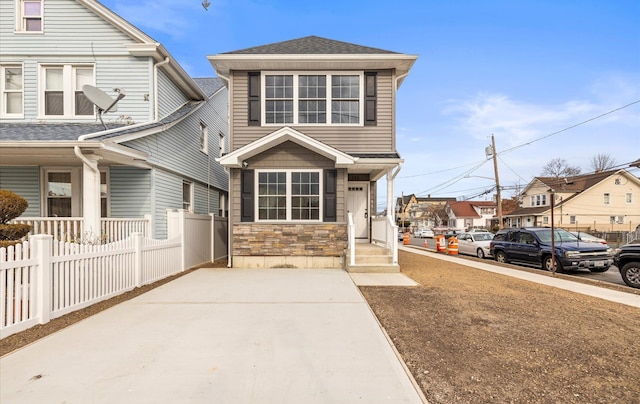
{"left": 1, "top": 268, "right": 425, "bottom": 404}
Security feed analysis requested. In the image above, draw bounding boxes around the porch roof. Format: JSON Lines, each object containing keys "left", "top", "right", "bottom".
{"left": 217, "top": 127, "right": 403, "bottom": 180}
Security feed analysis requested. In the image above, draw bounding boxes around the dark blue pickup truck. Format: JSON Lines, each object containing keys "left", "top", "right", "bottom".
{"left": 490, "top": 227, "right": 614, "bottom": 273}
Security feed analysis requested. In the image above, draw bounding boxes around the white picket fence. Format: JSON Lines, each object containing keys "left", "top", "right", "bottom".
{"left": 1, "top": 233, "right": 181, "bottom": 339}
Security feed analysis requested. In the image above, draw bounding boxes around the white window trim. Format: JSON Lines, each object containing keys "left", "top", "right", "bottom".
{"left": 40, "top": 167, "right": 82, "bottom": 217}
{"left": 15, "top": 0, "right": 44, "bottom": 33}
{"left": 626, "top": 193, "right": 633, "bottom": 204}
{"left": 39, "top": 167, "right": 110, "bottom": 217}
{"left": 261, "top": 71, "right": 365, "bottom": 127}
{"left": 38, "top": 63, "right": 95, "bottom": 120}
{"left": 0, "top": 63, "right": 24, "bottom": 118}
{"left": 255, "top": 169, "right": 323, "bottom": 222}
{"left": 199, "top": 121, "right": 208, "bottom": 154}
{"left": 603, "top": 192, "right": 611, "bottom": 206}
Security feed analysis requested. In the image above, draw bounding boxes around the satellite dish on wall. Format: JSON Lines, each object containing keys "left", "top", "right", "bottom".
{"left": 82, "top": 85, "right": 126, "bottom": 129}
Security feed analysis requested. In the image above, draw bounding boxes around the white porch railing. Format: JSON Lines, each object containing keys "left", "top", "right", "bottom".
{"left": 372, "top": 215, "right": 399, "bottom": 265}
{"left": 11, "top": 216, "right": 151, "bottom": 243}
{"left": 347, "top": 212, "right": 356, "bottom": 266}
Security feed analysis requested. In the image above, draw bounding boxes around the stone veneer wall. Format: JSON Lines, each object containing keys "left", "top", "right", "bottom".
{"left": 233, "top": 223, "right": 348, "bottom": 257}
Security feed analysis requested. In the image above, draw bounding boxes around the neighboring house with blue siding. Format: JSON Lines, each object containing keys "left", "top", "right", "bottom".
{"left": 208, "top": 36, "right": 417, "bottom": 270}
{"left": 0, "top": 0, "right": 228, "bottom": 240}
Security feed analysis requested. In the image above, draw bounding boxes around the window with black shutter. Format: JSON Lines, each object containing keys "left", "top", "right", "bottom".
{"left": 364, "top": 72, "right": 377, "bottom": 125}
{"left": 248, "top": 72, "right": 260, "bottom": 126}
{"left": 241, "top": 170, "right": 255, "bottom": 221}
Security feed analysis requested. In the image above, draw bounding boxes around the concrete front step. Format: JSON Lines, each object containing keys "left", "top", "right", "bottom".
{"left": 345, "top": 263, "right": 400, "bottom": 273}
{"left": 345, "top": 243, "right": 398, "bottom": 273}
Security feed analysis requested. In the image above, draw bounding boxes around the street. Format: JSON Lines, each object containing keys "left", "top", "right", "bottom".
{"left": 403, "top": 235, "right": 628, "bottom": 288}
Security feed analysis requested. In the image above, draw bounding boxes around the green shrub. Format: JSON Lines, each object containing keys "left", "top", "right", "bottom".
{"left": 0, "top": 190, "right": 31, "bottom": 245}
{"left": 0, "top": 223, "right": 32, "bottom": 241}
{"left": 0, "top": 189, "right": 29, "bottom": 225}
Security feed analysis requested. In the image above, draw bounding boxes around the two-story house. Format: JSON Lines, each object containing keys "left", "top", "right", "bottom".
{"left": 209, "top": 36, "right": 417, "bottom": 269}
{"left": 395, "top": 194, "right": 456, "bottom": 231}
{"left": 504, "top": 169, "right": 640, "bottom": 232}
{"left": 445, "top": 200, "right": 497, "bottom": 231}
{"left": 0, "top": 0, "right": 228, "bottom": 240}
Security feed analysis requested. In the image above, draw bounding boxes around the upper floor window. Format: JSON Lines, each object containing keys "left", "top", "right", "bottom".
{"left": 603, "top": 193, "right": 610, "bottom": 206}
{"left": 40, "top": 65, "right": 94, "bottom": 118}
{"left": 530, "top": 194, "right": 547, "bottom": 206}
{"left": 16, "top": 0, "right": 42, "bottom": 32}
{"left": 199, "top": 122, "right": 208, "bottom": 154}
{"left": 626, "top": 193, "right": 633, "bottom": 204}
{"left": 1, "top": 65, "right": 23, "bottom": 117}
{"left": 252, "top": 71, "right": 376, "bottom": 126}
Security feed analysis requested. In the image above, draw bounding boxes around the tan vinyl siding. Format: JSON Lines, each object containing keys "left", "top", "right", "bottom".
{"left": 230, "top": 70, "right": 395, "bottom": 153}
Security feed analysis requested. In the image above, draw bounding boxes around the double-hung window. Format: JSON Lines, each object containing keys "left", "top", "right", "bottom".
{"left": 40, "top": 64, "right": 94, "bottom": 118}
{"left": 257, "top": 170, "right": 321, "bottom": 221}
{"left": 262, "top": 72, "right": 364, "bottom": 126}
{"left": 16, "top": 0, "right": 42, "bottom": 32}
{"left": 1, "top": 65, "right": 23, "bottom": 117}
{"left": 530, "top": 194, "right": 547, "bottom": 206}
{"left": 603, "top": 193, "right": 610, "bottom": 206}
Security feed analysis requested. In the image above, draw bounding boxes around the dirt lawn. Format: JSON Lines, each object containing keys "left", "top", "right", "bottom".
{"left": 2, "top": 252, "right": 639, "bottom": 403}
{"left": 361, "top": 250, "right": 640, "bottom": 403}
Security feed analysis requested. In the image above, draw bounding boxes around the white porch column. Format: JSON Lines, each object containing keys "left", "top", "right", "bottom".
{"left": 81, "top": 154, "right": 102, "bottom": 241}
{"left": 387, "top": 170, "right": 395, "bottom": 223}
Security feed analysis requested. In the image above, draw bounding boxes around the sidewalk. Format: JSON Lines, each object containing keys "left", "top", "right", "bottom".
{"left": 1, "top": 268, "right": 425, "bottom": 404}
{"left": 400, "top": 245, "right": 640, "bottom": 308}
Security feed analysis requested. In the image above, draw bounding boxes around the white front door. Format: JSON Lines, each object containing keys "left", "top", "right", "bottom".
{"left": 347, "top": 182, "right": 369, "bottom": 240}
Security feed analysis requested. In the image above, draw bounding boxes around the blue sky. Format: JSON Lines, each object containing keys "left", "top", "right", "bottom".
{"left": 100, "top": 0, "right": 640, "bottom": 210}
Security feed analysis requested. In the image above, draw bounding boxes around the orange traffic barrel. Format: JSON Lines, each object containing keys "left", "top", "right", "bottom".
{"left": 447, "top": 236, "right": 459, "bottom": 255}
{"left": 403, "top": 232, "right": 410, "bottom": 245}
{"left": 436, "top": 235, "right": 446, "bottom": 252}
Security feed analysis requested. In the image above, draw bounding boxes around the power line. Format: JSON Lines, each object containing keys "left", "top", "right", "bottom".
{"left": 499, "top": 100, "right": 640, "bottom": 156}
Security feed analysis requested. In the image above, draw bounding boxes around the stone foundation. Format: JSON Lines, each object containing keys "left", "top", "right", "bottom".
{"left": 232, "top": 223, "right": 347, "bottom": 268}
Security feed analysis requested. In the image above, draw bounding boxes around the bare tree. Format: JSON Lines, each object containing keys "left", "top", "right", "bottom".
{"left": 540, "top": 158, "right": 582, "bottom": 177}
{"left": 590, "top": 153, "right": 617, "bottom": 172}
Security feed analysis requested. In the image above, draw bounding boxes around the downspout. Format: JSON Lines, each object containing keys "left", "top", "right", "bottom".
{"left": 154, "top": 57, "right": 171, "bottom": 121}
{"left": 216, "top": 72, "right": 233, "bottom": 268}
{"left": 74, "top": 146, "right": 101, "bottom": 239}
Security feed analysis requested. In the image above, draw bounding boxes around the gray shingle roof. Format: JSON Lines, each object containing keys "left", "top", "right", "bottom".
{"left": 193, "top": 77, "right": 225, "bottom": 98}
{"left": 222, "top": 35, "right": 399, "bottom": 55}
{"left": 0, "top": 122, "right": 126, "bottom": 141}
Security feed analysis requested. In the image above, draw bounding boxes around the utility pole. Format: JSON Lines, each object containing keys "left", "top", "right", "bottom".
{"left": 491, "top": 134, "right": 503, "bottom": 229}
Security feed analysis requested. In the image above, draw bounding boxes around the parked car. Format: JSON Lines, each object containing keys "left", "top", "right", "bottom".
{"left": 457, "top": 232, "right": 494, "bottom": 258}
{"left": 444, "top": 229, "right": 463, "bottom": 238}
{"left": 569, "top": 231, "right": 607, "bottom": 245}
{"left": 415, "top": 228, "right": 435, "bottom": 238}
{"left": 613, "top": 243, "right": 640, "bottom": 289}
{"left": 490, "top": 228, "right": 614, "bottom": 273}
{"left": 398, "top": 229, "right": 405, "bottom": 241}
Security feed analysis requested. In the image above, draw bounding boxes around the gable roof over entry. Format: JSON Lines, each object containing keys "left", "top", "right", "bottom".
{"left": 217, "top": 127, "right": 357, "bottom": 168}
